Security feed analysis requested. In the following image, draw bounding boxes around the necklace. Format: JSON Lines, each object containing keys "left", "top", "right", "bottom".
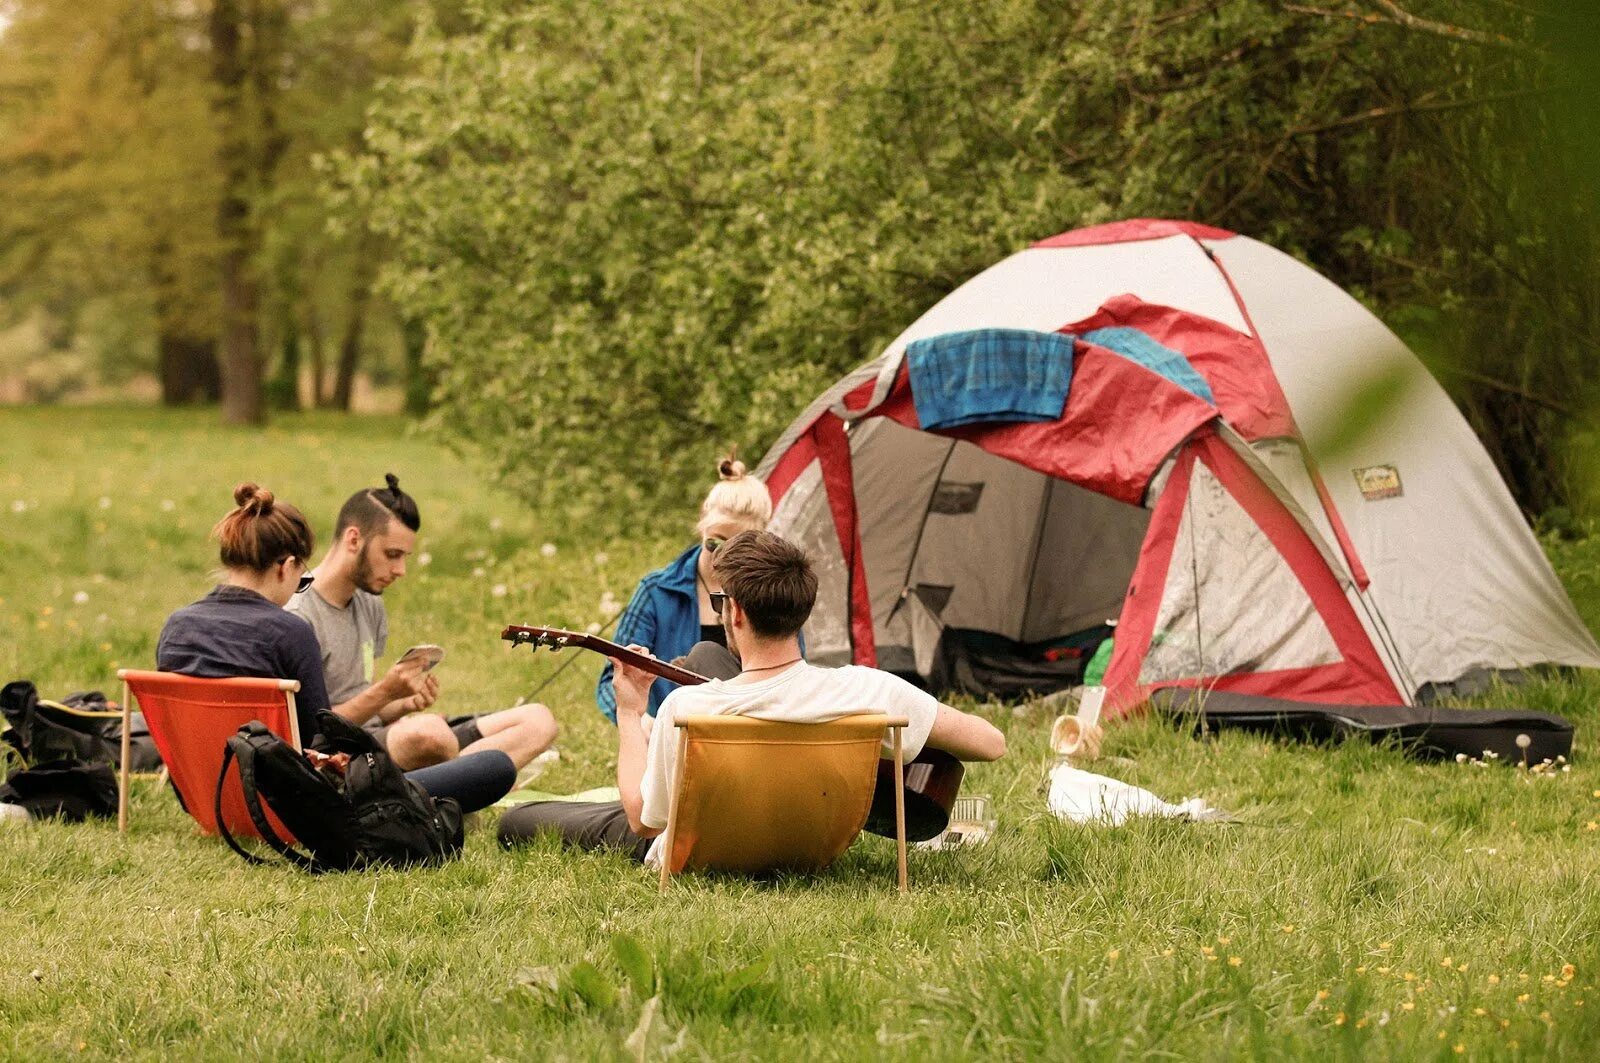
{"left": 741, "top": 657, "right": 802, "bottom": 675}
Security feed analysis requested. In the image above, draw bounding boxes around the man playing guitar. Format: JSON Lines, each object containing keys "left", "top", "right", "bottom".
{"left": 498, "top": 530, "right": 1006, "bottom": 864}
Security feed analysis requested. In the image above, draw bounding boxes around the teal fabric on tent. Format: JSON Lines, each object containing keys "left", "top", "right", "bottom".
{"left": 1082, "top": 326, "right": 1216, "bottom": 405}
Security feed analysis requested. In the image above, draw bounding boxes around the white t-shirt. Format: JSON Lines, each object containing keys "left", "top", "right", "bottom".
{"left": 637, "top": 661, "right": 941, "bottom": 866}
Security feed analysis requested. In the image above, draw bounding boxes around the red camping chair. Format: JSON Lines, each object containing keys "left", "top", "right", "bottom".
{"left": 117, "top": 670, "right": 302, "bottom": 839}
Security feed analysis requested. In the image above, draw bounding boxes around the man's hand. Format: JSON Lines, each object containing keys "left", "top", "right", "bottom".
{"left": 375, "top": 657, "right": 432, "bottom": 707}
{"left": 395, "top": 673, "right": 440, "bottom": 715}
{"left": 609, "top": 646, "right": 657, "bottom": 719}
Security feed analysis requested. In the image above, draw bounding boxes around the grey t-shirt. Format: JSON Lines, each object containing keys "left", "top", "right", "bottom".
{"left": 286, "top": 585, "right": 388, "bottom": 705}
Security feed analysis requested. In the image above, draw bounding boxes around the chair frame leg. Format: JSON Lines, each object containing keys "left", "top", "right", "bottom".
{"left": 118, "top": 680, "right": 132, "bottom": 833}
{"left": 892, "top": 725, "right": 908, "bottom": 893}
{"left": 658, "top": 727, "right": 689, "bottom": 894}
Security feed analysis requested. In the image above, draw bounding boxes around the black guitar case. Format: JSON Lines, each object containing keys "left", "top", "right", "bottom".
{"left": 1150, "top": 688, "right": 1574, "bottom": 764}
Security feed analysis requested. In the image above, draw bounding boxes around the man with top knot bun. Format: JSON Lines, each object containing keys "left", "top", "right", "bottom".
{"left": 289, "top": 474, "right": 558, "bottom": 774}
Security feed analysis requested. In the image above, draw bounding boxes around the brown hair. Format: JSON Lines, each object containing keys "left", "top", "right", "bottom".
{"left": 712, "top": 530, "right": 816, "bottom": 638}
{"left": 697, "top": 450, "right": 771, "bottom": 537}
{"left": 213, "top": 482, "right": 315, "bottom": 572}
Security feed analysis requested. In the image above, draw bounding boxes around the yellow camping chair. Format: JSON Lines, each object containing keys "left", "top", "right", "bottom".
{"left": 657, "top": 713, "right": 911, "bottom": 894}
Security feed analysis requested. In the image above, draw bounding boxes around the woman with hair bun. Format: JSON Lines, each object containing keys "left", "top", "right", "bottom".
{"left": 157, "top": 483, "right": 516, "bottom": 812}
{"left": 595, "top": 453, "right": 772, "bottom": 722}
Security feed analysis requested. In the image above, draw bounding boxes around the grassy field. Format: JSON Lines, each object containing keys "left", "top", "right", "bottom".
{"left": 3, "top": 406, "right": 1600, "bottom": 1060}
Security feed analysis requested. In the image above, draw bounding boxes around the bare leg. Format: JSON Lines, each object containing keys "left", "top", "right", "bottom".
{"left": 460, "top": 703, "right": 558, "bottom": 770}
{"left": 383, "top": 714, "right": 461, "bottom": 771}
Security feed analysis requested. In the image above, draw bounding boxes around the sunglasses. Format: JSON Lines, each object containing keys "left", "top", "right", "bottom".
{"left": 708, "top": 591, "right": 728, "bottom": 616}
{"left": 282, "top": 556, "right": 314, "bottom": 594}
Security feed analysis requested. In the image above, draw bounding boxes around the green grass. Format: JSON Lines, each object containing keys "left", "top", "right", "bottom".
{"left": 3, "top": 406, "right": 1600, "bottom": 1060}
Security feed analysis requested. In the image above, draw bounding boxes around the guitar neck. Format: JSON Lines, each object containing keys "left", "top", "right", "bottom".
{"left": 501, "top": 625, "right": 710, "bottom": 687}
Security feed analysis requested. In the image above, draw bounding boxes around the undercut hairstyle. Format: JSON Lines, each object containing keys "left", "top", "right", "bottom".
{"left": 712, "top": 530, "right": 817, "bottom": 638}
{"left": 213, "top": 483, "right": 315, "bottom": 572}
{"left": 336, "top": 472, "right": 421, "bottom": 537}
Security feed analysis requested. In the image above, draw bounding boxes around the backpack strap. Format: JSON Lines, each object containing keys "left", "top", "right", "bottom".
{"left": 214, "top": 731, "right": 321, "bottom": 872}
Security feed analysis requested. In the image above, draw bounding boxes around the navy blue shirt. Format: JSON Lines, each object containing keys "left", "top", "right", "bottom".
{"left": 156, "top": 585, "right": 330, "bottom": 736}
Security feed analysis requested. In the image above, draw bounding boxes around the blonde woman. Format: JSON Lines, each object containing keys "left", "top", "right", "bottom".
{"left": 595, "top": 455, "right": 771, "bottom": 722}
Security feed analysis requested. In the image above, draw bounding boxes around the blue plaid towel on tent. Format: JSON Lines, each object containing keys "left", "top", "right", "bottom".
{"left": 906, "top": 329, "right": 1076, "bottom": 431}
{"left": 1081, "top": 326, "right": 1216, "bottom": 404}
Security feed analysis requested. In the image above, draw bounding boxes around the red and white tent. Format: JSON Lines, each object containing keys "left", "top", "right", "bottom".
{"left": 755, "top": 220, "right": 1600, "bottom": 715}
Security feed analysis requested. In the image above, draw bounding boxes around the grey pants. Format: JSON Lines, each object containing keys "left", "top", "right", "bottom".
{"left": 497, "top": 800, "right": 651, "bottom": 861}
{"left": 496, "top": 641, "right": 741, "bottom": 860}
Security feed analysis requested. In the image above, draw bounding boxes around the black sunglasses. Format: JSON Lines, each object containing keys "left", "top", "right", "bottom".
{"left": 708, "top": 591, "right": 728, "bottom": 616}
{"left": 297, "top": 573, "right": 315, "bottom": 593}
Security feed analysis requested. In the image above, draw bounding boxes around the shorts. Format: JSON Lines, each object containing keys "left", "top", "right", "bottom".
{"left": 364, "top": 713, "right": 485, "bottom": 753}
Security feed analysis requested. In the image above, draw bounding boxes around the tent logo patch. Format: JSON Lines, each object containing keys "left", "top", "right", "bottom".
{"left": 1354, "top": 464, "right": 1403, "bottom": 500}
{"left": 931, "top": 481, "right": 985, "bottom": 515}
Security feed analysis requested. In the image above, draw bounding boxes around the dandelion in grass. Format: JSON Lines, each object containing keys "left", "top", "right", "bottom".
{"left": 1458, "top": 963, "right": 1469, "bottom": 972}
{"left": 491, "top": 584, "right": 507, "bottom": 598}
{"left": 1217, "top": 935, "right": 1231, "bottom": 945}
{"left": 540, "top": 542, "right": 557, "bottom": 558}
{"left": 1227, "top": 956, "right": 1242, "bottom": 967}
{"left": 1401, "top": 1001, "right": 1415, "bottom": 1012}
{"left": 1334, "top": 1012, "right": 1347, "bottom": 1026}
{"left": 1453, "top": 1044, "right": 1465, "bottom": 1054}
{"left": 472, "top": 566, "right": 486, "bottom": 578}
{"left": 1357, "top": 965, "right": 1368, "bottom": 974}
{"left": 489, "top": 517, "right": 503, "bottom": 531}
{"left": 1442, "top": 957, "right": 1453, "bottom": 968}
{"left": 9, "top": 500, "right": 25, "bottom": 513}
{"left": 1539, "top": 1010, "right": 1551, "bottom": 1021}
{"left": 1488, "top": 974, "right": 1500, "bottom": 985}
{"left": 586, "top": 622, "right": 601, "bottom": 635}
{"left": 1105, "top": 949, "right": 1119, "bottom": 961}
{"left": 160, "top": 499, "right": 175, "bottom": 512}
{"left": 594, "top": 551, "right": 609, "bottom": 566}
{"left": 1317, "top": 989, "right": 1331, "bottom": 1001}
{"left": 97, "top": 496, "right": 111, "bottom": 509}
{"left": 73, "top": 591, "right": 88, "bottom": 605}
{"left": 1474, "top": 1008, "right": 1487, "bottom": 1016}
{"left": 1561, "top": 964, "right": 1576, "bottom": 980}
{"left": 1161, "top": 948, "right": 1174, "bottom": 957}
{"left": 1516, "top": 994, "right": 1530, "bottom": 1003}
{"left": 418, "top": 553, "right": 432, "bottom": 567}
{"left": 1585, "top": 822, "right": 1598, "bottom": 831}
{"left": 1355, "top": 1018, "right": 1369, "bottom": 1029}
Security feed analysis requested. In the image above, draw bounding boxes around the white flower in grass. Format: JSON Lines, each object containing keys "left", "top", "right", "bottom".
{"left": 586, "top": 622, "right": 601, "bottom": 635}
{"left": 97, "top": 497, "right": 112, "bottom": 509}
{"left": 491, "top": 584, "right": 508, "bottom": 598}
{"left": 489, "top": 517, "right": 504, "bottom": 531}
{"left": 159, "top": 499, "right": 175, "bottom": 512}
{"left": 599, "top": 591, "right": 621, "bottom": 619}
{"left": 540, "top": 542, "right": 558, "bottom": 558}
{"left": 72, "top": 591, "right": 89, "bottom": 605}
{"left": 9, "top": 500, "right": 25, "bottom": 513}
{"left": 417, "top": 553, "right": 432, "bottom": 567}
{"left": 472, "top": 566, "right": 486, "bottom": 578}
{"left": 593, "top": 551, "right": 609, "bottom": 566}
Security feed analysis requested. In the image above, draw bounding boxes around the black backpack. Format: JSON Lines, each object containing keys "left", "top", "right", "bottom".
{"left": 215, "top": 711, "right": 464, "bottom": 873}
{"left": 1, "top": 679, "right": 163, "bottom": 772}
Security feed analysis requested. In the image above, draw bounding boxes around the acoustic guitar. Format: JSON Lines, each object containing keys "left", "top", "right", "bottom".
{"left": 501, "top": 624, "right": 964, "bottom": 840}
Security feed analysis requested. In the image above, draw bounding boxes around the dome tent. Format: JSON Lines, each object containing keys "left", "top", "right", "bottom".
{"left": 754, "top": 220, "right": 1600, "bottom": 715}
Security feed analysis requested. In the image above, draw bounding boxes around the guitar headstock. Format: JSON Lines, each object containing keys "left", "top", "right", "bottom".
{"left": 501, "top": 624, "right": 586, "bottom": 651}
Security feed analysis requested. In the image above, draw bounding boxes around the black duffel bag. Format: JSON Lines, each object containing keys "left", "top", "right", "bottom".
{"left": 216, "top": 710, "right": 463, "bottom": 873}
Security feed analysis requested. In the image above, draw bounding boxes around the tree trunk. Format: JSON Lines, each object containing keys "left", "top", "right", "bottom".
{"left": 267, "top": 328, "right": 302, "bottom": 411}
{"left": 305, "top": 299, "right": 327, "bottom": 407}
{"left": 330, "top": 272, "right": 373, "bottom": 411}
{"left": 402, "top": 317, "right": 431, "bottom": 416}
{"left": 158, "top": 334, "right": 222, "bottom": 405}
{"left": 211, "top": 0, "right": 265, "bottom": 425}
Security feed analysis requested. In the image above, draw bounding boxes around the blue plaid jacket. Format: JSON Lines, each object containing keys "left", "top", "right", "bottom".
{"left": 595, "top": 544, "right": 703, "bottom": 722}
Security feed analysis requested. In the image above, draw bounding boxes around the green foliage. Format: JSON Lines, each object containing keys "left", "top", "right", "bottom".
{"left": 353, "top": 0, "right": 1600, "bottom": 526}
{"left": 4, "top": 407, "right": 1600, "bottom": 1058}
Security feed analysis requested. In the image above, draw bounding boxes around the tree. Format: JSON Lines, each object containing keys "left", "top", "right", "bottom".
{"left": 353, "top": 0, "right": 1600, "bottom": 525}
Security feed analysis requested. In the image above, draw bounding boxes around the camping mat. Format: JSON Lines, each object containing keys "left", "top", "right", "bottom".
{"left": 1150, "top": 689, "right": 1574, "bottom": 764}
{"left": 494, "top": 785, "right": 621, "bottom": 810}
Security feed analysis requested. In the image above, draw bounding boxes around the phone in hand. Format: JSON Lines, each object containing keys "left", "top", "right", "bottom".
{"left": 397, "top": 644, "right": 445, "bottom": 672}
